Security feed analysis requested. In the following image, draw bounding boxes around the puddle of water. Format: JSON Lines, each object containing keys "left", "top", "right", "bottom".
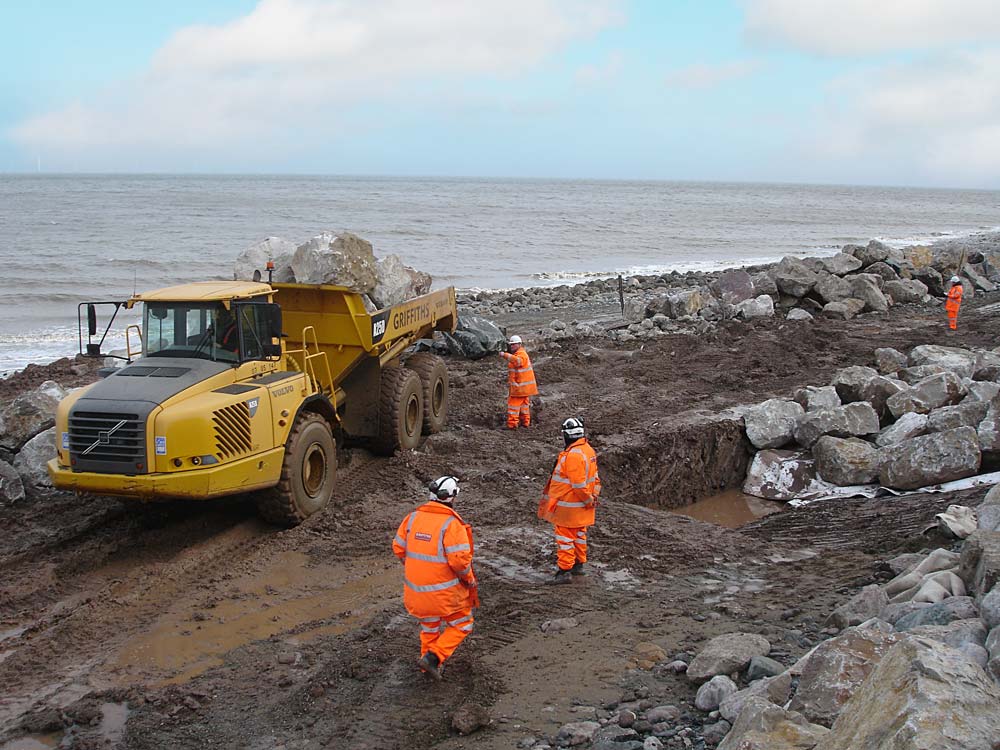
{"left": 114, "top": 552, "right": 398, "bottom": 686}
{"left": 98, "top": 702, "right": 129, "bottom": 746}
{"left": 0, "top": 736, "right": 61, "bottom": 750}
{"left": 476, "top": 554, "right": 548, "bottom": 584}
{"left": 671, "top": 489, "right": 785, "bottom": 528}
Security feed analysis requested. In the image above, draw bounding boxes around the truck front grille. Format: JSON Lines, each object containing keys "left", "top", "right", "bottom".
{"left": 69, "top": 412, "right": 144, "bottom": 463}
{"left": 213, "top": 403, "right": 252, "bottom": 460}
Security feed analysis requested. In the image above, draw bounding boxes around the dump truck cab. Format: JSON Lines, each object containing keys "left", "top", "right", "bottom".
{"left": 49, "top": 280, "right": 457, "bottom": 526}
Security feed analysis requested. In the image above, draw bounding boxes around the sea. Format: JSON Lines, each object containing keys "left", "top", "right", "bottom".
{"left": 1, "top": 174, "right": 998, "bottom": 374}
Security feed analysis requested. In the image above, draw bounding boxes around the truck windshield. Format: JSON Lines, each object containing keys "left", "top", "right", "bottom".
{"left": 143, "top": 303, "right": 241, "bottom": 363}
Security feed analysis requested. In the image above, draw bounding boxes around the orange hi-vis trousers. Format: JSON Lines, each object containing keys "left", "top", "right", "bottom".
{"left": 554, "top": 525, "right": 587, "bottom": 571}
{"left": 947, "top": 309, "right": 959, "bottom": 330}
{"left": 507, "top": 395, "right": 531, "bottom": 428}
{"left": 417, "top": 605, "right": 474, "bottom": 664}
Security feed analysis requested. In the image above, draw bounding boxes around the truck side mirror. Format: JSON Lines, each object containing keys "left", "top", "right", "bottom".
{"left": 87, "top": 304, "right": 98, "bottom": 337}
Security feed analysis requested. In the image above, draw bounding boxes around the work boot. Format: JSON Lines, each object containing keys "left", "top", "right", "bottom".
{"left": 417, "top": 652, "right": 443, "bottom": 681}
{"left": 570, "top": 562, "right": 587, "bottom": 576}
{"left": 546, "top": 569, "right": 573, "bottom": 585}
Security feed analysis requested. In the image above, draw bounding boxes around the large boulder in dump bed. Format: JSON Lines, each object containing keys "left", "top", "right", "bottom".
{"left": 372, "top": 254, "right": 432, "bottom": 309}
{"left": 441, "top": 316, "right": 505, "bottom": 360}
{"left": 233, "top": 236, "right": 296, "bottom": 283}
{"left": 291, "top": 232, "right": 379, "bottom": 292}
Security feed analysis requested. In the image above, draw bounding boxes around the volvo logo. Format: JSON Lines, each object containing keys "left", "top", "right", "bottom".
{"left": 82, "top": 419, "right": 127, "bottom": 456}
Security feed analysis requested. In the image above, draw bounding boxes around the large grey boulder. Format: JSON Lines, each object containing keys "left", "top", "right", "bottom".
{"left": 896, "top": 364, "right": 948, "bottom": 384}
{"left": 13, "top": 427, "right": 56, "bottom": 492}
{"left": 789, "top": 624, "right": 903, "bottom": 727}
{"left": 291, "top": 231, "right": 379, "bottom": 292}
{"left": 879, "top": 426, "right": 980, "bottom": 490}
{"left": 980, "top": 585, "right": 1000, "bottom": 630}
{"left": 717, "top": 697, "right": 829, "bottom": 750}
{"left": 371, "top": 254, "right": 432, "bottom": 309}
{"left": 894, "top": 596, "right": 979, "bottom": 630}
{"left": 909, "top": 345, "right": 979, "bottom": 379}
{"left": 0, "top": 380, "right": 67, "bottom": 453}
{"left": 653, "top": 288, "right": 704, "bottom": 319}
{"left": 874, "top": 347, "right": 908, "bottom": 375}
{"left": 734, "top": 295, "right": 774, "bottom": 320}
{"left": 958, "top": 531, "right": 1000, "bottom": 597}
{"left": 978, "top": 485, "right": 1000, "bottom": 532}
{"left": 821, "top": 298, "right": 865, "bottom": 320}
{"left": 751, "top": 272, "right": 778, "bottom": 297}
{"left": 874, "top": 411, "right": 928, "bottom": 447}
{"left": 849, "top": 273, "right": 889, "bottom": 312}
{"left": 830, "top": 366, "right": 879, "bottom": 404}
{"left": 977, "top": 399, "right": 1000, "bottom": 452}
{"left": 793, "top": 402, "right": 880, "bottom": 448}
{"left": 819, "top": 252, "right": 862, "bottom": 276}
{"left": 906, "top": 619, "right": 988, "bottom": 650}
{"left": 711, "top": 269, "right": 755, "bottom": 304}
{"left": 988, "top": 627, "right": 1000, "bottom": 681}
{"left": 814, "top": 637, "right": 1000, "bottom": 750}
{"left": 826, "top": 585, "right": 889, "bottom": 629}
{"left": 863, "top": 261, "right": 899, "bottom": 282}
{"left": 851, "top": 239, "right": 891, "bottom": 267}
{"left": 719, "top": 673, "right": 794, "bottom": 724}
{"left": 812, "top": 436, "right": 881, "bottom": 486}
{"left": 883, "top": 278, "right": 928, "bottom": 304}
{"left": 886, "top": 371, "right": 966, "bottom": 417}
{"left": 695, "top": 675, "right": 738, "bottom": 711}
{"left": 0, "top": 459, "right": 25, "bottom": 504}
{"left": 744, "top": 399, "right": 804, "bottom": 449}
{"left": 743, "top": 450, "right": 817, "bottom": 500}
{"left": 813, "top": 273, "right": 854, "bottom": 304}
{"left": 793, "top": 386, "right": 840, "bottom": 412}
{"left": 786, "top": 308, "right": 814, "bottom": 322}
{"left": 926, "top": 401, "right": 988, "bottom": 433}
{"left": 687, "top": 633, "right": 771, "bottom": 684}
{"left": 233, "top": 236, "right": 296, "bottom": 282}
{"left": 774, "top": 257, "right": 818, "bottom": 298}
{"left": 914, "top": 265, "right": 945, "bottom": 296}
{"left": 965, "top": 381, "right": 1000, "bottom": 403}
{"left": 441, "top": 316, "right": 505, "bottom": 360}
{"left": 556, "top": 721, "right": 600, "bottom": 747}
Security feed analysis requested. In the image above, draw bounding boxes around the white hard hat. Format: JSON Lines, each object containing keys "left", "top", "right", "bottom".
{"left": 951, "top": 276, "right": 961, "bottom": 284}
{"left": 508, "top": 335, "right": 522, "bottom": 345}
{"left": 429, "top": 475, "right": 460, "bottom": 501}
{"left": 561, "top": 417, "right": 585, "bottom": 440}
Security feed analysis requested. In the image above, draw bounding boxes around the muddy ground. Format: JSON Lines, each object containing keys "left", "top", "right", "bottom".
{"left": 2, "top": 295, "right": 999, "bottom": 749}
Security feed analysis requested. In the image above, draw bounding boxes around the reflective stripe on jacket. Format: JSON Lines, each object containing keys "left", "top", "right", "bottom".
{"left": 538, "top": 438, "right": 601, "bottom": 527}
{"left": 501, "top": 348, "right": 539, "bottom": 397}
{"left": 946, "top": 284, "right": 963, "bottom": 312}
{"left": 392, "top": 501, "right": 475, "bottom": 617}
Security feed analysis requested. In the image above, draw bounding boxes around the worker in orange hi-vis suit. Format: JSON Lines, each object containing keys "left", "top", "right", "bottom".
{"left": 538, "top": 418, "right": 602, "bottom": 585}
{"left": 945, "top": 275, "right": 964, "bottom": 331}
{"left": 392, "top": 476, "right": 478, "bottom": 681}
{"left": 499, "top": 335, "right": 538, "bottom": 428}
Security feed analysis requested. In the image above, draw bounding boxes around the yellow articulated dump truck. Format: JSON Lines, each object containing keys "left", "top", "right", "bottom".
{"left": 48, "top": 280, "right": 457, "bottom": 526}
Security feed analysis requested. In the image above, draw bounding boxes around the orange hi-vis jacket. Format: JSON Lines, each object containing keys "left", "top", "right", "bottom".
{"left": 501, "top": 348, "right": 539, "bottom": 397}
{"left": 538, "top": 438, "right": 601, "bottom": 527}
{"left": 946, "top": 283, "right": 964, "bottom": 313}
{"left": 393, "top": 501, "right": 478, "bottom": 617}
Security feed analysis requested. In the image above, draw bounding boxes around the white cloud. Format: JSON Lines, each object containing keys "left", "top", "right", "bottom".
{"left": 812, "top": 49, "right": 1000, "bottom": 181}
{"left": 11, "top": 0, "right": 622, "bottom": 161}
{"left": 664, "top": 60, "right": 761, "bottom": 89}
{"left": 743, "top": 0, "right": 1000, "bottom": 56}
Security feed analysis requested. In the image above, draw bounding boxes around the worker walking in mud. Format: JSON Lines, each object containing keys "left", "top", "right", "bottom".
{"left": 945, "top": 275, "right": 964, "bottom": 331}
{"left": 499, "top": 334, "right": 538, "bottom": 429}
{"left": 539, "top": 418, "right": 601, "bottom": 585}
{"left": 392, "top": 476, "right": 478, "bottom": 680}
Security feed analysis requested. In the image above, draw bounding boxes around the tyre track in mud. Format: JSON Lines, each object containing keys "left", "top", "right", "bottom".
{"left": 0, "top": 448, "right": 388, "bottom": 736}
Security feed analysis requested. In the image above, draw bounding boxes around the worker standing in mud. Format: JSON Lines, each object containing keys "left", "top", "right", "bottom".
{"left": 538, "top": 418, "right": 601, "bottom": 585}
{"left": 499, "top": 334, "right": 538, "bottom": 429}
{"left": 392, "top": 476, "right": 478, "bottom": 680}
{"left": 945, "top": 275, "right": 964, "bottom": 331}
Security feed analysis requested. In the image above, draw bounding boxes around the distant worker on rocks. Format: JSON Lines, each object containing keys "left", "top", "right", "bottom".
{"left": 945, "top": 276, "right": 964, "bottom": 331}
{"left": 499, "top": 334, "right": 538, "bottom": 429}
{"left": 392, "top": 476, "right": 478, "bottom": 681}
{"left": 538, "top": 418, "right": 601, "bottom": 585}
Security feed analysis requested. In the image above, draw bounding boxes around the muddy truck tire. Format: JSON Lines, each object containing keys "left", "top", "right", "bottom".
{"left": 405, "top": 353, "right": 449, "bottom": 434}
{"left": 375, "top": 366, "right": 424, "bottom": 455}
{"left": 257, "top": 412, "right": 337, "bottom": 526}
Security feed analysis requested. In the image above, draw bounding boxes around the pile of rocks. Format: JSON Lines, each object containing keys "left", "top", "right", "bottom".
{"left": 233, "top": 232, "right": 432, "bottom": 309}
{"left": 0, "top": 380, "right": 66, "bottom": 502}
{"left": 530, "top": 506, "right": 1000, "bottom": 750}
{"left": 742, "top": 344, "right": 1000, "bottom": 499}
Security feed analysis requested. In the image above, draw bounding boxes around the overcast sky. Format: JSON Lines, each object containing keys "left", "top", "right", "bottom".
{"left": 3, "top": 0, "right": 999, "bottom": 187}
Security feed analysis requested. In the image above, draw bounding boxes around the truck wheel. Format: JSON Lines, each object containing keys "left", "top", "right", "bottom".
{"left": 375, "top": 366, "right": 424, "bottom": 455}
{"left": 257, "top": 413, "right": 336, "bottom": 527}
{"left": 405, "top": 353, "right": 449, "bottom": 434}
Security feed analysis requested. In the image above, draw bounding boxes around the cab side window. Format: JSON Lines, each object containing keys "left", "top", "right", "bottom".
{"left": 236, "top": 304, "right": 268, "bottom": 361}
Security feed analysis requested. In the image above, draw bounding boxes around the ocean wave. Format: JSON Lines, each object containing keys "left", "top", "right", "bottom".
{"left": 875, "top": 225, "right": 1000, "bottom": 249}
